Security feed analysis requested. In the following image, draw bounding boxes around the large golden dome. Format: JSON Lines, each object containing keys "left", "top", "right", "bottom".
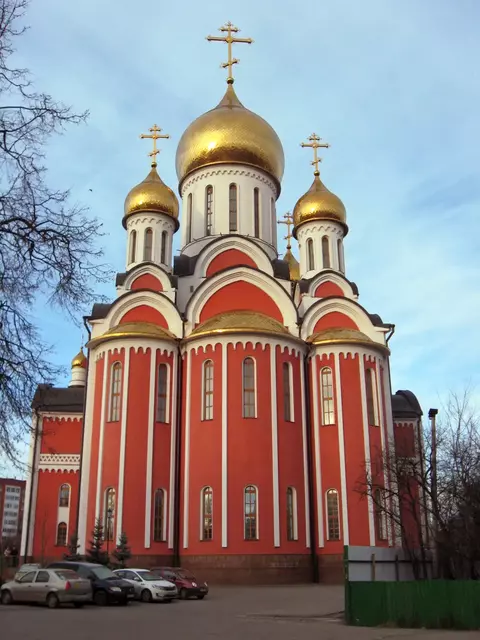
{"left": 175, "top": 84, "right": 284, "bottom": 191}
{"left": 293, "top": 173, "right": 347, "bottom": 235}
{"left": 123, "top": 165, "right": 179, "bottom": 228}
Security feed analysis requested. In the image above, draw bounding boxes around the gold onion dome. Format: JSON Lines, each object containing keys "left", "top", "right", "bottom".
{"left": 293, "top": 172, "right": 347, "bottom": 235}
{"left": 71, "top": 348, "right": 87, "bottom": 368}
{"left": 175, "top": 84, "right": 285, "bottom": 190}
{"left": 123, "top": 165, "right": 179, "bottom": 228}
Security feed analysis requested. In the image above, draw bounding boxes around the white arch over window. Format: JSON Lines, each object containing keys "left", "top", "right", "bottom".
{"left": 58, "top": 483, "right": 71, "bottom": 508}
{"left": 322, "top": 236, "right": 330, "bottom": 268}
{"left": 229, "top": 183, "right": 238, "bottom": 232}
{"left": 306, "top": 238, "right": 315, "bottom": 271}
{"left": 320, "top": 367, "right": 335, "bottom": 425}
{"left": 129, "top": 230, "right": 137, "bottom": 264}
{"left": 244, "top": 484, "right": 258, "bottom": 540}
{"left": 202, "top": 360, "right": 214, "bottom": 420}
{"left": 282, "top": 361, "right": 294, "bottom": 422}
{"left": 144, "top": 228, "right": 153, "bottom": 261}
{"left": 253, "top": 188, "right": 260, "bottom": 238}
{"left": 286, "top": 486, "right": 298, "bottom": 541}
{"left": 109, "top": 362, "right": 122, "bottom": 422}
{"left": 205, "top": 185, "right": 213, "bottom": 236}
{"left": 325, "top": 488, "right": 340, "bottom": 541}
{"left": 186, "top": 193, "right": 193, "bottom": 244}
{"left": 153, "top": 488, "right": 167, "bottom": 542}
{"left": 156, "top": 363, "right": 169, "bottom": 423}
{"left": 374, "top": 487, "right": 387, "bottom": 541}
{"left": 242, "top": 357, "right": 257, "bottom": 418}
{"left": 56, "top": 522, "right": 68, "bottom": 546}
{"left": 200, "top": 486, "right": 213, "bottom": 540}
{"left": 337, "top": 239, "right": 345, "bottom": 273}
{"left": 160, "top": 230, "right": 167, "bottom": 265}
{"left": 365, "top": 368, "right": 379, "bottom": 426}
{"left": 104, "top": 487, "right": 116, "bottom": 541}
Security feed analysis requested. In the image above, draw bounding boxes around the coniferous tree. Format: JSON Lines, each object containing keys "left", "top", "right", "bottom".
{"left": 86, "top": 519, "right": 109, "bottom": 565}
{"left": 63, "top": 531, "right": 81, "bottom": 561}
{"left": 112, "top": 532, "right": 131, "bottom": 568}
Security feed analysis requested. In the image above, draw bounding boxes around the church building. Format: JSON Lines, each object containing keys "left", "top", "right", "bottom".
{"left": 21, "top": 24, "right": 422, "bottom": 583}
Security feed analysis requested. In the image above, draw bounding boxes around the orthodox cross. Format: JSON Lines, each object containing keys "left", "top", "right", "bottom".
{"left": 140, "top": 124, "right": 170, "bottom": 167}
{"left": 278, "top": 212, "right": 294, "bottom": 249}
{"left": 300, "top": 133, "right": 330, "bottom": 175}
{"left": 206, "top": 22, "right": 254, "bottom": 84}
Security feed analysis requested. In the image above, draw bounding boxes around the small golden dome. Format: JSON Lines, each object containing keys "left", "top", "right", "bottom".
{"left": 123, "top": 165, "right": 179, "bottom": 228}
{"left": 71, "top": 348, "right": 87, "bottom": 368}
{"left": 307, "top": 327, "right": 389, "bottom": 354}
{"left": 293, "top": 173, "right": 347, "bottom": 234}
{"left": 187, "top": 310, "right": 290, "bottom": 340}
{"left": 176, "top": 84, "right": 284, "bottom": 190}
{"left": 283, "top": 248, "right": 300, "bottom": 281}
{"left": 87, "top": 322, "right": 175, "bottom": 349}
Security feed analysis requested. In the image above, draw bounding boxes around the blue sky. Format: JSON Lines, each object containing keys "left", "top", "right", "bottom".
{"left": 6, "top": 0, "right": 480, "bottom": 470}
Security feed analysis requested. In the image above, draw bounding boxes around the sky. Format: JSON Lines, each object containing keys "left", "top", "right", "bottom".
{"left": 4, "top": 0, "right": 480, "bottom": 471}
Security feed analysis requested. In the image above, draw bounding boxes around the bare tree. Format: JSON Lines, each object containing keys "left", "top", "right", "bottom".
{"left": 0, "top": 0, "right": 109, "bottom": 462}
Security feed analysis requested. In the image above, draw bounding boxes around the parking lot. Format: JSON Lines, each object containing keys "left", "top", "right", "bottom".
{"left": 1, "top": 585, "right": 480, "bottom": 640}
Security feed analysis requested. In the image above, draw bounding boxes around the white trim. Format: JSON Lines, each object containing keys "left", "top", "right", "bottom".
{"left": 221, "top": 343, "right": 228, "bottom": 547}
{"left": 243, "top": 484, "right": 259, "bottom": 540}
{"left": 162, "top": 488, "right": 168, "bottom": 542}
{"left": 95, "top": 357, "right": 109, "bottom": 520}
{"left": 359, "top": 355, "right": 376, "bottom": 546}
{"left": 375, "top": 357, "right": 392, "bottom": 546}
{"left": 333, "top": 352, "right": 349, "bottom": 545}
{"left": 287, "top": 486, "right": 299, "bottom": 541}
{"left": 78, "top": 355, "right": 97, "bottom": 553}
{"left": 270, "top": 346, "right": 280, "bottom": 547}
{"left": 382, "top": 361, "right": 400, "bottom": 545}
{"left": 299, "top": 358, "right": 311, "bottom": 548}
{"left": 182, "top": 350, "right": 192, "bottom": 548}
{"left": 144, "top": 347, "right": 157, "bottom": 548}
{"left": 116, "top": 347, "right": 131, "bottom": 540}
{"left": 168, "top": 353, "right": 178, "bottom": 549}
{"left": 194, "top": 235, "right": 274, "bottom": 278}
{"left": 311, "top": 358, "right": 324, "bottom": 547}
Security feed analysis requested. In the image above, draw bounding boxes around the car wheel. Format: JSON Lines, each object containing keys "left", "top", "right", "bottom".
{"left": 1, "top": 590, "right": 13, "bottom": 605}
{"left": 197, "top": 595, "right": 205, "bottom": 600}
{"left": 46, "top": 593, "right": 60, "bottom": 609}
{"left": 93, "top": 590, "right": 108, "bottom": 607}
{"left": 73, "top": 602, "right": 85, "bottom": 608}
{"left": 141, "top": 589, "right": 153, "bottom": 603}
{"left": 180, "top": 588, "right": 188, "bottom": 600}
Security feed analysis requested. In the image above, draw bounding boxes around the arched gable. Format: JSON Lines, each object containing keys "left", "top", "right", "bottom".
{"left": 314, "top": 282, "right": 344, "bottom": 298}
{"left": 307, "top": 271, "right": 357, "bottom": 299}
{"left": 119, "top": 305, "right": 168, "bottom": 328}
{"left": 206, "top": 249, "right": 256, "bottom": 276}
{"left": 313, "top": 312, "right": 358, "bottom": 331}
{"left": 122, "top": 264, "right": 172, "bottom": 293}
{"left": 194, "top": 236, "right": 274, "bottom": 279}
{"left": 199, "top": 281, "right": 283, "bottom": 323}
{"left": 131, "top": 273, "right": 163, "bottom": 292}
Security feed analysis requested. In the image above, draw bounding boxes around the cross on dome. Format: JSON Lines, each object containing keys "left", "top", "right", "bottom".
{"left": 206, "top": 22, "right": 254, "bottom": 84}
{"left": 300, "top": 133, "right": 330, "bottom": 176}
{"left": 139, "top": 124, "right": 170, "bottom": 168}
{"left": 278, "top": 212, "right": 294, "bottom": 249}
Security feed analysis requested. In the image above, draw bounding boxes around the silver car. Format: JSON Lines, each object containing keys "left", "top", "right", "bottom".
{"left": 1, "top": 568, "right": 91, "bottom": 608}
{"left": 113, "top": 569, "right": 177, "bottom": 602}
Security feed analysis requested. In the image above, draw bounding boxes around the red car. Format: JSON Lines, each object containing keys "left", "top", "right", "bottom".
{"left": 150, "top": 567, "right": 208, "bottom": 600}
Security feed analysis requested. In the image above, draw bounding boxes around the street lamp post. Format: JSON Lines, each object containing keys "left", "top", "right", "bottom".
{"left": 106, "top": 508, "right": 113, "bottom": 555}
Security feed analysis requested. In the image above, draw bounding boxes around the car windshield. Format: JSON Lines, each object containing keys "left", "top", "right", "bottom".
{"left": 91, "top": 566, "right": 115, "bottom": 579}
{"left": 176, "top": 570, "right": 195, "bottom": 580}
{"left": 54, "top": 570, "right": 80, "bottom": 580}
{"left": 137, "top": 571, "right": 163, "bottom": 582}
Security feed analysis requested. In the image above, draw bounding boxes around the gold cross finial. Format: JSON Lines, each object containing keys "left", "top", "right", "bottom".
{"left": 139, "top": 124, "right": 170, "bottom": 168}
{"left": 300, "top": 133, "right": 330, "bottom": 176}
{"left": 206, "top": 22, "right": 254, "bottom": 84}
{"left": 277, "top": 212, "right": 294, "bottom": 249}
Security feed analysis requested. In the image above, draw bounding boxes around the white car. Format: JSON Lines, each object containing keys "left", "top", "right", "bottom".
{"left": 113, "top": 569, "right": 177, "bottom": 603}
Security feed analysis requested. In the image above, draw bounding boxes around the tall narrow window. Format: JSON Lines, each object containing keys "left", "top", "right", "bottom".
{"left": 56, "top": 522, "right": 67, "bottom": 546}
{"left": 160, "top": 230, "right": 167, "bottom": 264}
{"left": 156, "top": 364, "right": 168, "bottom": 423}
{"left": 129, "top": 230, "right": 137, "bottom": 264}
{"left": 322, "top": 235, "right": 330, "bottom": 268}
{"left": 321, "top": 367, "right": 335, "bottom": 425}
{"left": 244, "top": 485, "right": 258, "bottom": 540}
{"left": 283, "top": 362, "right": 293, "bottom": 422}
{"left": 59, "top": 484, "right": 70, "bottom": 508}
{"left": 270, "top": 198, "right": 276, "bottom": 246}
{"left": 144, "top": 228, "right": 153, "bottom": 261}
{"left": 366, "top": 369, "right": 378, "bottom": 426}
{"left": 153, "top": 488, "right": 166, "bottom": 541}
{"left": 109, "top": 362, "right": 122, "bottom": 422}
{"left": 205, "top": 185, "right": 213, "bottom": 236}
{"left": 253, "top": 188, "right": 260, "bottom": 238}
{"left": 201, "top": 487, "right": 213, "bottom": 540}
{"left": 104, "top": 487, "right": 116, "bottom": 541}
{"left": 187, "top": 193, "right": 193, "bottom": 243}
{"left": 375, "top": 488, "right": 387, "bottom": 540}
{"left": 286, "top": 487, "right": 297, "bottom": 541}
{"left": 229, "top": 183, "right": 238, "bottom": 232}
{"left": 202, "top": 360, "right": 214, "bottom": 421}
{"left": 337, "top": 239, "right": 345, "bottom": 273}
{"left": 326, "top": 489, "right": 340, "bottom": 540}
{"left": 307, "top": 238, "right": 315, "bottom": 271}
{"left": 242, "top": 357, "right": 256, "bottom": 418}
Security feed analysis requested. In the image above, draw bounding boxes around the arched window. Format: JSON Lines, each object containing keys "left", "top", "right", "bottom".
{"left": 270, "top": 198, "right": 276, "bottom": 246}
{"left": 320, "top": 367, "right": 335, "bottom": 425}
{"left": 109, "top": 362, "right": 122, "bottom": 422}
{"left": 253, "top": 188, "right": 260, "bottom": 238}
{"left": 187, "top": 193, "right": 193, "bottom": 244}
{"left": 306, "top": 238, "right": 315, "bottom": 271}
{"left": 375, "top": 488, "right": 387, "bottom": 541}
{"left": 153, "top": 488, "right": 166, "bottom": 542}
{"left": 56, "top": 522, "right": 67, "bottom": 546}
{"left": 282, "top": 362, "right": 294, "bottom": 422}
{"left": 104, "top": 487, "right": 116, "bottom": 541}
{"left": 129, "top": 230, "right": 137, "bottom": 264}
{"left": 337, "top": 239, "right": 345, "bottom": 273}
{"left": 229, "top": 183, "right": 238, "bottom": 232}
{"left": 201, "top": 487, "right": 213, "bottom": 540}
{"left": 244, "top": 485, "right": 258, "bottom": 540}
{"left": 322, "top": 235, "right": 330, "bottom": 268}
{"left": 326, "top": 489, "right": 340, "bottom": 540}
{"left": 286, "top": 487, "right": 298, "bottom": 541}
{"left": 144, "top": 228, "right": 153, "bottom": 261}
{"left": 242, "top": 357, "right": 256, "bottom": 418}
{"left": 156, "top": 364, "right": 168, "bottom": 423}
{"left": 160, "top": 230, "right": 167, "bottom": 264}
{"left": 59, "top": 484, "right": 70, "bottom": 508}
{"left": 202, "top": 360, "right": 214, "bottom": 420}
{"left": 205, "top": 185, "right": 213, "bottom": 236}
{"left": 366, "top": 369, "right": 378, "bottom": 426}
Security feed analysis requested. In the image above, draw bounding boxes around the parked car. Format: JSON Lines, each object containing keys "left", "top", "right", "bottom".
{"left": 113, "top": 569, "right": 177, "bottom": 602}
{"left": 1, "top": 568, "right": 91, "bottom": 608}
{"left": 47, "top": 561, "right": 134, "bottom": 606}
{"left": 13, "top": 563, "right": 42, "bottom": 579}
{"left": 150, "top": 567, "right": 208, "bottom": 599}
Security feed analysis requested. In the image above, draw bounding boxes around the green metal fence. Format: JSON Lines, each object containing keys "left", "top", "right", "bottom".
{"left": 345, "top": 580, "right": 480, "bottom": 629}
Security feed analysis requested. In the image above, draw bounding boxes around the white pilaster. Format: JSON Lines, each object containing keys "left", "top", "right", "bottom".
{"left": 358, "top": 355, "right": 375, "bottom": 546}
{"left": 78, "top": 355, "right": 97, "bottom": 553}
{"left": 168, "top": 353, "right": 178, "bottom": 549}
{"left": 311, "top": 357, "right": 324, "bottom": 547}
{"left": 270, "top": 345, "right": 280, "bottom": 547}
{"left": 333, "top": 352, "right": 349, "bottom": 545}
{"left": 182, "top": 350, "right": 192, "bottom": 549}
{"left": 375, "top": 356, "right": 392, "bottom": 546}
{"left": 382, "top": 360, "right": 401, "bottom": 545}
{"left": 21, "top": 414, "right": 42, "bottom": 557}
{"left": 299, "top": 356, "right": 311, "bottom": 548}
{"left": 144, "top": 348, "right": 157, "bottom": 548}
{"left": 95, "top": 357, "right": 109, "bottom": 520}
{"left": 221, "top": 343, "right": 228, "bottom": 548}
{"left": 116, "top": 347, "right": 131, "bottom": 540}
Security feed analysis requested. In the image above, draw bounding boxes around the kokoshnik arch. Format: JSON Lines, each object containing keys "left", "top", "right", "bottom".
{"left": 21, "top": 23, "right": 423, "bottom": 583}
